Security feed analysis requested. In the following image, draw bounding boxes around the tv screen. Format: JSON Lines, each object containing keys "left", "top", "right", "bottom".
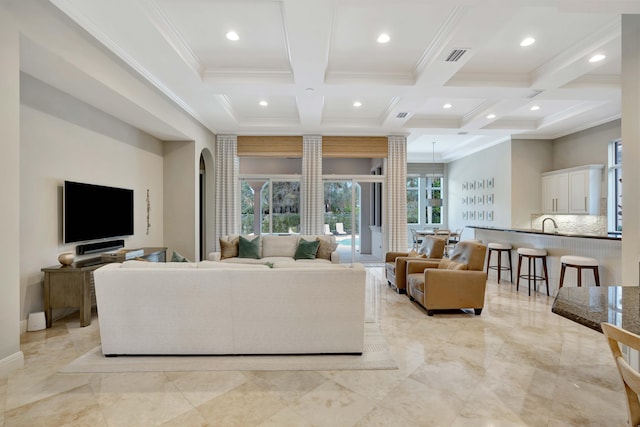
{"left": 63, "top": 180, "right": 134, "bottom": 243}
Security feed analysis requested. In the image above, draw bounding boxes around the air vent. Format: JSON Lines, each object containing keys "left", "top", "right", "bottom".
{"left": 527, "top": 89, "right": 543, "bottom": 98}
{"left": 396, "top": 112, "right": 409, "bottom": 118}
{"left": 445, "top": 49, "right": 468, "bottom": 62}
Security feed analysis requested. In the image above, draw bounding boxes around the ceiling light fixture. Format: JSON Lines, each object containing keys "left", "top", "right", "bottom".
{"left": 520, "top": 37, "right": 535, "bottom": 47}
{"left": 589, "top": 54, "right": 606, "bottom": 63}
{"left": 487, "top": 114, "right": 496, "bottom": 119}
{"left": 226, "top": 31, "right": 239, "bottom": 41}
{"left": 259, "top": 100, "right": 268, "bottom": 106}
{"left": 530, "top": 105, "right": 540, "bottom": 111}
{"left": 353, "top": 101, "right": 362, "bottom": 107}
{"left": 442, "top": 103, "right": 452, "bottom": 109}
{"left": 377, "top": 33, "right": 390, "bottom": 44}
{"left": 427, "top": 141, "right": 442, "bottom": 207}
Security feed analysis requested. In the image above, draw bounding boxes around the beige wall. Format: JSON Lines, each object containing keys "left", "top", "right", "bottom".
{"left": 511, "top": 139, "right": 553, "bottom": 228}
{"left": 552, "top": 120, "right": 619, "bottom": 171}
{"left": 0, "top": 3, "right": 23, "bottom": 375}
{"left": 20, "top": 75, "right": 165, "bottom": 325}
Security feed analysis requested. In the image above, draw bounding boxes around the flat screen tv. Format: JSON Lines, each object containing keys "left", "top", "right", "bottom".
{"left": 63, "top": 180, "right": 134, "bottom": 243}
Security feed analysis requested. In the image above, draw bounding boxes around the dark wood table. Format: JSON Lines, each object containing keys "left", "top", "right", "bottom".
{"left": 41, "top": 247, "right": 166, "bottom": 327}
{"left": 552, "top": 285, "right": 640, "bottom": 334}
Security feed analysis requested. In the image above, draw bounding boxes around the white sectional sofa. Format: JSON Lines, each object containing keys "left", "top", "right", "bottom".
{"left": 210, "top": 234, "right": 340, "bottom": 265}
{"left": 93, "top": 260, "right": 365, "bottom": 356}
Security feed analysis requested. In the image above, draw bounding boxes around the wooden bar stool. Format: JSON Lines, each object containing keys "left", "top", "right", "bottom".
{"left": 516, "top": 248, "right": 549, "bottom": 296}
{"left": 559, "top": 255, "right": 600, "bottom": 287}
{"left": 485, "top": 242, "right": 512, "bottom": 283}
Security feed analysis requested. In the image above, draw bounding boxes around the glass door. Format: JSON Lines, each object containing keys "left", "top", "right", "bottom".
{"left": 323, "top": 180, "right": 361, "bottom": 263}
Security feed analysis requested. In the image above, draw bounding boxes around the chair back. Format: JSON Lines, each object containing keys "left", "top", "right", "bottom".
{"left": 418, "top": 235, "right": 446, "bottom": 259}
{"left": 602, "top": 322, "right": 640, "bottom": 427}
{"left": 449, "top": 241, "right": 487, "bottom": 271}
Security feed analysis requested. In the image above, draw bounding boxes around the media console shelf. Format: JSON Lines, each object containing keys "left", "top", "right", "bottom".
{"left": 41, "top": 247, "right": 166, "bottom": 328}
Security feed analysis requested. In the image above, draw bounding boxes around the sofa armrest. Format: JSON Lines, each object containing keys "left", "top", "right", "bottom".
{"left": 331, "top": 251, "right": 340, "bottom": 264}
{"left": 385, "top": 251, "right": 410, "bottom": 263}
{"left": 423, "top": 269, "right": 487, "bottom": 309}
{"left": 406, "top": 259, "right": 440, "bottom": 274}
{"left": 208, "top": 252, "right": 222, "bottom": 261}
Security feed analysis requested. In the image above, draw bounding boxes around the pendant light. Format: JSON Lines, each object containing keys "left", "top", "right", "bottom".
{"left": 427, "top": 141, "right": 442, "bottom": 207}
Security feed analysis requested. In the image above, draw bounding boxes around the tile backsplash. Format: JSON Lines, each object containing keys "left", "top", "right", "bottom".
{"left": 530, "top": 214, "right": 608, "bottom": 235}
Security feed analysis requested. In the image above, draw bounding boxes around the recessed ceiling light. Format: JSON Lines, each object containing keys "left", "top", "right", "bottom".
{"left": 530, "top": 105, "right": 540, "bottom": 111}
{"left": 377, "top": 33, "right": 390, "bottom": 44}
{"left": 520, "top": 37, "right": 535, "bottom": 47}
{"left": 353, "top": 101, "right": 362, "bottom": 107}
{"left": 589, "top": 54, "right": 606, "bottom": 63}
{"left": 259, "top": 100, "right": 268, "bottom": 106}
{"left": 226, "top": 31, "right": 239, "bottom": 41}
{"left": 486, "top": 114, "right": 496, "bottom": 119}
{"left": 442, "top": 103, "right": 453, "bottom": 109}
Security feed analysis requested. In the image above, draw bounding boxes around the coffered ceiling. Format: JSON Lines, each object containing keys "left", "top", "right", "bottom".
{"left": 47, "top": 0, "right": 640, "bottom": 162}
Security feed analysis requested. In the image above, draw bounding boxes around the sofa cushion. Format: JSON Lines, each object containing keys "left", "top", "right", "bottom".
{"left": 221, "top": 256, "right": 293, "bottom": 265}
{"left": 220, "top": 237, "right": 239, "bottom": 259}
{"left": 294, "top": 238, "right": 320, "bottom": 260}
{"left": 262, "top": 235, "right": 298, "bottom": 258}
{"left": 197, "top": 261, "right": 270, "bottom": 269}
{"left": 438, "top": 258, "right": 468, "bottom": 270}
{"left": 407, "top": 273, "right": 424, "bottom": 292}
{"left": 315, "top": 236, "right": 338, "bottom": 260}
{"left": 171, "top": 250, "right": 190, "bottom": 262}
{"left": 120, "top": 260, "right": 197, "bottom": 269}
{"left": 239, "top": 235, "right": 261, "bottom": 259}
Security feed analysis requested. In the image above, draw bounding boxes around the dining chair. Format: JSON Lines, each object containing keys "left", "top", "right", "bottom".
{"left": 410, "top": 229, "right": 423, "bottom": 251}
{"left": 601, "top": 322, "right": 640, "bottom": 427}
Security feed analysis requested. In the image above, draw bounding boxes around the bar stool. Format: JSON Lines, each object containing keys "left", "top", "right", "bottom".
{"left": 516, "top": 248, "right": 549, "bottom": 296}
{"left": 485, "top": 243, "right": 512, "bottom": 283}
{"left": 559, "top": 255, "right": 600, "bottom": 287}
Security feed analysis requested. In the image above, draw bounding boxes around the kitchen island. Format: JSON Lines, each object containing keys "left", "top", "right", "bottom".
{"left": 469, "top": 226, "right": 621, "bottom": 294}
{"left": 552, "top": 286, "right": 639, "bottom": 334}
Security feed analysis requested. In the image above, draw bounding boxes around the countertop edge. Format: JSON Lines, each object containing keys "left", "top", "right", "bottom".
{"left": 469, "top": 226, "right": 621, "bottom": 241}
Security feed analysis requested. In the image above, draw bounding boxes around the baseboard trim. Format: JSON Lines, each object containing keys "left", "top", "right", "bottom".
{"left": 0, "top": 350, "right": 24, "bottom": 376}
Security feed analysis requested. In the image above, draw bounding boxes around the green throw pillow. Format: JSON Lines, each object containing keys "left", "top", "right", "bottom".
{"left": 239, "top": 235, "right": 261, "bottom": 259}
{"left": 294, "top": 238, "right": 320, "bottom": 260}
{"left": 171, "top": 250, "right": 189, "bottom": 262}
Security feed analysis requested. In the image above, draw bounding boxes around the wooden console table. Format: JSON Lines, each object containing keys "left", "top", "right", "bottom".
{"left": 41, "top": 247, "right": 166, "bottom": 327}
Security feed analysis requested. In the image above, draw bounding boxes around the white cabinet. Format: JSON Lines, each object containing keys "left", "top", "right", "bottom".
{"left": 542, "top": 172, "right": 568, "bottom": 213}
{"left": 542, "top": 165, "right": 602, "bottom": 214}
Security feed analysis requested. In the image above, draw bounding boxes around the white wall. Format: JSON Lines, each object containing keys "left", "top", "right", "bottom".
{"left": 20, "top": 75, "right": 165, "bottom": 324}
{"left": 0, "top": 3, "right": 24, "bottom": 375}
{"left": 448, "top": 141, "right": 512, "bottom": 234}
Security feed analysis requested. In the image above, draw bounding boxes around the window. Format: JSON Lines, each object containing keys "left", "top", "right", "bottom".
{"left": 426, "top": 176, "right": 442, "bottom": 225}
{"left": 406, "top": 175, "right": 443, "bottom": 226}
{"left": 240, "top": 178, "right": 300, "bottom": 235}
{"left": 609, "top": 139, "right": 622, "bottom": 232}
{"left": 240, "top": 181, "right": 255, "bottom": 234}
{"left": 407, "top": 177, "right": 419, "bottom": 224}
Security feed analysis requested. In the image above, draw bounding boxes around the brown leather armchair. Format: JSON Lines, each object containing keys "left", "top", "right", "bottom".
{"left": 385, "top": 236, "right": 446, "bottom": 294}
{"left": 405, "top": 241, "right": 488, "bottom": 315}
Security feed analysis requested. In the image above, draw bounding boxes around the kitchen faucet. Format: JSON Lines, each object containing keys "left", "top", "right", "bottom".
{"left": 542, "top": 217, "right": 559, "bottom": 234}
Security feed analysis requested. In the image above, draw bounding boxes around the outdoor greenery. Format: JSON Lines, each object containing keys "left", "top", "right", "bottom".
{"left": 240, "top": 180, "right": 360, "bottom": 235}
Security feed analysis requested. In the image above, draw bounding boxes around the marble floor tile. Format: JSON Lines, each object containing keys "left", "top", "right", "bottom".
{"left": 1, "top": 268, "right": 630, "bottom": 426}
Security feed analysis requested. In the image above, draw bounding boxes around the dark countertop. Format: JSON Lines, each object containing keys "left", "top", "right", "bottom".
{"left": 552, "top": 286, "right": 640, "bottom": 334}
{"left": 469, "top": 225, "right": 621, "bottom": 241}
